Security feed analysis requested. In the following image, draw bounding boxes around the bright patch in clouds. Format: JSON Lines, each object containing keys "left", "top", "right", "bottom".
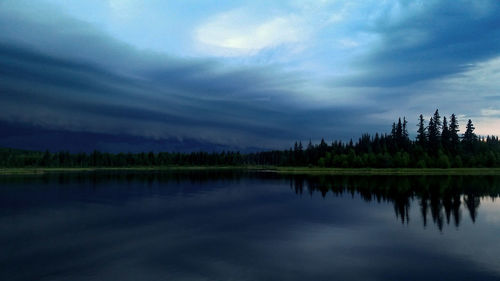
{"left": 339, "top": 38, "right": 359, "bottom": 48}
{"left": 195, "top": 9, "right": 305, "bottom": 56}
{"left": 481, "top": 109, "right": 500, "bottom": 117}
{"left": 107, "top": 0, "right": 142, "bottom": 20}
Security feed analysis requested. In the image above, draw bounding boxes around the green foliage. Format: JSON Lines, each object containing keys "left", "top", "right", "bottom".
{"left": 416, "top": 160, "right": 427, "bottom": 168}
{"left": 453, "top": 155, "right": 463, "bottom": 168}
{"left": 437, "top": 151, "right": 451, "bottom": 169}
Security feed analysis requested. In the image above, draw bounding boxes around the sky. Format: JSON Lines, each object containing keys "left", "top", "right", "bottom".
{"left": 1, "top": 0, "right": 500, "bottom": 151}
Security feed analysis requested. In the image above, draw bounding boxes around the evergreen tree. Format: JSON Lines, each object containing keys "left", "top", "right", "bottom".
{"left": 373, "top": 133, "right": 382, "bottom": 154}
{"left": 433, "top": 109, "right": 442, "bottom": 133}
{"left": 416, "top": 114, "right": 427, "bottom": 146}
{"left": 441, "top": 116, "right": 450, "bottom": 150}
{"left": 298, "top": 141, "right": 304, "bottom": 164}
{"left": 428, "top": 109, "right": 442, "bottom": 153}
{"left": 396, "top": 118, "right": 403, "bottom": 140}
{"left": 463, "top": 119, "right": 477, "bottom": 151}
{"left": 449, "top": 114, "right": 460, "bottom": 153}
{"left": 319, "top": 138, "right": 328, "bottom": 156}
{"left": 306, "top": 140, "right": 314, "bottom": 165}
{"left": 403, "top": 117, "right": 408, "bottom": 139}
{"left": 293, "top": 142, "right": 299, "bottom": 165}
{"left": 428, "top": 117, "right": 437, "bottom": 151}
{"left": 41, "top": 150, "right": 51, "bottom": 166}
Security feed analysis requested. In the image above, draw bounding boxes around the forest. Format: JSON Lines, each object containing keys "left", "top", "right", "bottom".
{"left": 1, "top": 110, "right": 500, "bottom": 168}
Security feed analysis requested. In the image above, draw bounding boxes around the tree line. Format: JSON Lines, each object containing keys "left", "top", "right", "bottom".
{"left": 1, "top": 109, "right": 499, "bottom": 168}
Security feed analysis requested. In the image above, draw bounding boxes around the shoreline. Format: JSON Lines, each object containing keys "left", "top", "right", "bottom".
{"left": 1, "top": 166, "right": 500, "bottom": 176}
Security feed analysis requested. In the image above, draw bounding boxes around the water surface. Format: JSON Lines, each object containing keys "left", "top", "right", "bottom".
{"left": 1, "top": 171, "right": 500, "bottom": 280}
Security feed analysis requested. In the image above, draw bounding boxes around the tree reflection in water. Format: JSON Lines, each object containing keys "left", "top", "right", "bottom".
{"left": 2, "top": 171, "right": 497, "bottom": 231}
{"left": 288, "top": 175, "right": 499, "bottom": 231}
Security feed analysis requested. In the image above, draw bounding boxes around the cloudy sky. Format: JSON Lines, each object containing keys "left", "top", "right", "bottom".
{"left": 1, "top": 0, "right": 500, "bottom": 151}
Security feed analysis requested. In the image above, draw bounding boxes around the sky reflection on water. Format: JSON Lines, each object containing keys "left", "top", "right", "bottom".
{"left": 0, "top": 172, "right": 499, "bottom": 281}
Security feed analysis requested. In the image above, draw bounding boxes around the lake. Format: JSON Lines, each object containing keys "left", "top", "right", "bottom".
{"left": 1, "top": 171, "right": 500, "bottom": 281}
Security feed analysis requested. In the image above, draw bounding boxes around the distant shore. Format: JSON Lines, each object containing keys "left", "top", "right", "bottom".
{"left": 273, "top": 167, "right": 500, "bottom": 175}
{"left": 0, "top": 166, "right": 252, "bottom": 175}
{"left": 1, "top": 166, "right": 500, "bottom": 176}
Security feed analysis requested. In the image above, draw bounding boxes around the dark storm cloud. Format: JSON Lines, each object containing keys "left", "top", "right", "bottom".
{"left": 0, "top": 5, "right": 380, "bottom": 149}
{"left": 340, "top": 0, "right": 500, "bottom": 87}
{"left": 0, "top": 44, "right": 290, "bottom": 141}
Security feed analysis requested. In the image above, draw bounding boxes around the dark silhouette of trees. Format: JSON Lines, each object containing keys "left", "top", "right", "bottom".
{"left": 464, "top": 194, "right": 480, "bottom": 223}
{"left": 1, "top": 109, "right": 499, "bottom": 168}
{"left": 441, "top": 116, "right": 450, "bottom": 150}
{"left": 463, "top": 119, "right": 477, "bottom": 146}
{"left": 427, "top": 109, "right": 442, "bottom": 154}
{"left": 289, "top": 175, "right": 500, "bottom": 231}
{"left": 416, "top": 114, "right": 427, "bottom": 147}
{"left": 449, "top": 114, "right": 460, "bottom": 154}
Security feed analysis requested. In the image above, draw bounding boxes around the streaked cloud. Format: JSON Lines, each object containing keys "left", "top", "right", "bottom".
{"left": 337, "top": 0, "right": 500, "bottom": 87}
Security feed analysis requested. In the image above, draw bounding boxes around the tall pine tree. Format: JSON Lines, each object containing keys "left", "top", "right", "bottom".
{"left": 433, "top": 109, "right": 442, "bottom": 133}
{"left": 428, "top": 109, "right": 442, "bottom": 153}
{"left": 463, "top": 119, "right": 477, "bottom": 152}
{"left": 416, "top": 114, "right": 427, "bottom": 146}
{"left": 449, "top": 114, "right": 460, "bottom": 153}
{"left": 403, "top": 117, "right": 408, "bottom": 139}
{"left": 441, "top": 116, "right": 450, "bottom": 150}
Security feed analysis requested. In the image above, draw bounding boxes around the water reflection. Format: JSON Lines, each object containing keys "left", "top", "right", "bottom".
{"left": 2, "top": 171, "right": 498, "bottom": 231}
{"left": 1, "top": 172, "right": 500, "bottom": 281}
{"left": 288, "top": 175, "right": 499, "bottom": 230}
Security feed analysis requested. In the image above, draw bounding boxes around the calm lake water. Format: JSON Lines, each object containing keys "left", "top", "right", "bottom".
{"left": 1, "top": 171, "right": 500, "bottom": 281}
